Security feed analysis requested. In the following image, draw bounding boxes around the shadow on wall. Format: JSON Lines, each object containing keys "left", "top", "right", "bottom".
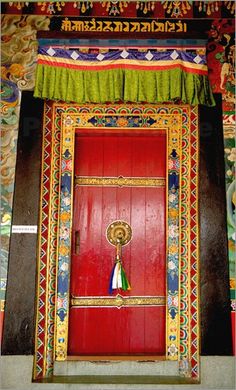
{"left": 200, "top": 93, "right": 232, "bottom": 355}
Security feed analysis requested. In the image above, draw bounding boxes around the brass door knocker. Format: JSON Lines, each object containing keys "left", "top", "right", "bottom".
{"left": 106, "top": 220, "right": 132, "bottom": 294}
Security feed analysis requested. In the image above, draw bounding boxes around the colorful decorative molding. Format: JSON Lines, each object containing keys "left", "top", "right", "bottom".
{"left": 33, "top": 102, "right": 62, "bottom": 378}
{"left": 179, "top": 106, "right": 199, "bottom": 377}
{"left": 34, "top": 103, "right": 199, "bottom": 380}
{"left": 55, "top": 113, "right": 75, "bottom": 362}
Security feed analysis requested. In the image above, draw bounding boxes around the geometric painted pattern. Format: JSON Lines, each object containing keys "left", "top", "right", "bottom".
{"left": 179, "top": 105, "right": 199, "bottom": 379}
{"left": 44, "top": 103, "right": 61, "bottom": 376}
{"left": 33, "top": 102, "right": 53, "bottom": 379}
{"left": 189, "top": 106, "right": 199, "bottom": 379}
{"left": 33, "top": 102, "right": 61, "bottom": 379}
{"left": 34, "top": 103, "right": 199, "bottom": 381}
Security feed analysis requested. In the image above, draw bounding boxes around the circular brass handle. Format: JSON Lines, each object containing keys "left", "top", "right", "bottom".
{"left": 106, "top": 220, "right": 132, "bottom": 246}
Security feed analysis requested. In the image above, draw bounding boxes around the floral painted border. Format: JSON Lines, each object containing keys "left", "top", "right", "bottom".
{"left": 54, "top": 114, "right": 75, "bottom": 361}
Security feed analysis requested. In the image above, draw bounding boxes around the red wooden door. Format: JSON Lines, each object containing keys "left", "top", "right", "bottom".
{"left": 68, "top": 131, "right": 166, "bottom": 356}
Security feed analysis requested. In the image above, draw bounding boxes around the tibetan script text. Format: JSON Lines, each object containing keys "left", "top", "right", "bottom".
{"left": 61, "top": 18, "right": 187, "bottom": 33}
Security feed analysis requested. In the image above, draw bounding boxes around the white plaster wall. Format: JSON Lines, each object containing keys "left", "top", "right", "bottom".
{"left": 1, "top": 356, "right": 235, "bottom": 390}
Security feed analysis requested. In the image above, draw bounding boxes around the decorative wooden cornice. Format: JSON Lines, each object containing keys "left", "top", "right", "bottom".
{"left": 3, "top": 1, "right": 235, "bottom": 18}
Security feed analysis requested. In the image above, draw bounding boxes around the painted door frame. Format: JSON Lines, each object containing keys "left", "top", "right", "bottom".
{"left": 33, "top": 102, "right": 200, "bottom": 381}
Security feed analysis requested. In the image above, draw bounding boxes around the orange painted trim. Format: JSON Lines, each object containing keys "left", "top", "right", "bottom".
{"left": 0, "top": 310, "right": 4, "bottom": 345}
{"left": 231, "top": 311, "right": 235, "bottom": 355}
{"left": 67, "top": 355, "right": 166, "bottom": 361}
{"left": 37, "top": 58, "right": 208, "bottom": 75}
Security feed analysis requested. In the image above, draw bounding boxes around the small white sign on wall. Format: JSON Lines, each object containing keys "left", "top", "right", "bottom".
{"left": 12, "top": 225, "right": 38, "bottom": 234}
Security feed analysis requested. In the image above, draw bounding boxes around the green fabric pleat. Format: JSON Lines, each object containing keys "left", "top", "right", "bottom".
{"left": 34, "top": 63, "right": 216, "bottom": 106}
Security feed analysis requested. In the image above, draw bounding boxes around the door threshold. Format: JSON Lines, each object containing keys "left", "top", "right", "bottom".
{"left": 67, "top": 355, "right": 166, "bottom": 361}
{"left": 54, "top": 357, "right": 179, "bottom": 377}
{"left": 35, "top": 374, "right": 199, "bottom": 385}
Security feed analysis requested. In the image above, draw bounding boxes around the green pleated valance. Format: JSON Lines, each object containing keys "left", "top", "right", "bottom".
{"left": 34, "top": 47, "right": 215, "bottom": 106}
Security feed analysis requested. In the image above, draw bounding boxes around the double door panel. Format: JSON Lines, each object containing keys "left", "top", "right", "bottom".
{"left": 68, "top": 132, "right": 166, "bottom": 355}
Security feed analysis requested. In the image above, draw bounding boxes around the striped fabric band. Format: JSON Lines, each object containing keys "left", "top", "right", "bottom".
{"left": 37, "top": 47, "right": 208, "bottom": 75}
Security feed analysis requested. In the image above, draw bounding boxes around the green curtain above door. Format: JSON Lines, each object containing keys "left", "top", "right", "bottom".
{"left": 34, "top": 47, "right": 215, "bottom": 106}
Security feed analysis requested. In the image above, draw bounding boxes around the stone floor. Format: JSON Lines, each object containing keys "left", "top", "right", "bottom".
{"left": 1, "top": 356, "right": 235, "bottom": 390}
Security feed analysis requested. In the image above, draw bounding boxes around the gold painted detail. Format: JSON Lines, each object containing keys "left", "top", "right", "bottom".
{"left": 71, "top": 294, "right": 166, "bottom": 308}
{"left": 75, "top": 176, "right": 165, "bottom": 188}
{"left": 106, "top": 220, "right": 132, "bottom": 246}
